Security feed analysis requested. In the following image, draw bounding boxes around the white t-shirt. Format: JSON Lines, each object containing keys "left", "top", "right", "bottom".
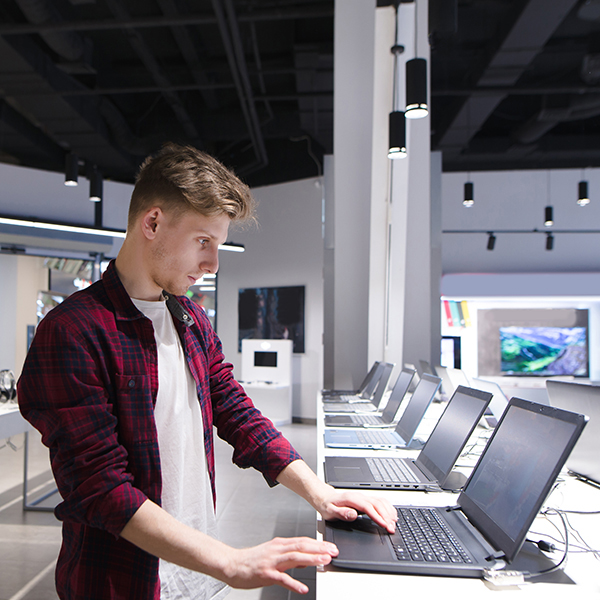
{"left": 132, "top": 297, "right": 229, "bottom": 600}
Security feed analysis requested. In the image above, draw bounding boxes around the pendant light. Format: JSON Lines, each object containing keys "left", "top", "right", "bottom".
{"left": 578, "top": 180, "right": 590, "bottom": 206}
{"left": 405, "top": 2, "right": 428, "bottom": 119}
{"left": 463, "top": 181, "right": 474, "bottom": 207}
{"left": 388, "top": 4, "right": 407, "bottom": 159}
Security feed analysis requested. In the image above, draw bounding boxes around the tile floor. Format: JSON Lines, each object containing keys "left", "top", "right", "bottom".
{"left": 0, "top": 420, "right": 318, "bottom": 600}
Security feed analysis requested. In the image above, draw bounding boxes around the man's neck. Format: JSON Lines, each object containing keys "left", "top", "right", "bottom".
{"left": 114, "top": 243, "right": 162, "bottom": 302}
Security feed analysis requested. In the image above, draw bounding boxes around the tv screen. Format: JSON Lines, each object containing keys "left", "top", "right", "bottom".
{"left": 499, "top": 326, "right": 588, "bottom": 377}
{"left": 238, "top": 286, "right": 305, "bottom": 353}
{"left": 254, "top": 351, "right": 278, "bottom": 368}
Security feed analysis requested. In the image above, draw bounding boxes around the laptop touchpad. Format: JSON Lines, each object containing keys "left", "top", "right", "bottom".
{"left": 334, "top": 466, "right": 367, "bottom": 482}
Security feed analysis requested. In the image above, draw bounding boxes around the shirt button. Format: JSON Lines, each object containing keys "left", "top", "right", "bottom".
{"left": 128, "top": 379, "right": 135, "bottom": 388}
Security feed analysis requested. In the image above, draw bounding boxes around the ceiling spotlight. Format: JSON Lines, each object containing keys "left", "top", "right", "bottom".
{"left": 65, "top": 153, "right": 79, "bottom": 187}
{"left": 405, "top": 58, "right": 428, "bottom": 119}
{"left": 544, "top": 206, "right": 554, "bottom": 227}
{"left": 486, "top": 232, "right": 496, "bottom": 251}
{"left": 546, "top": 233, "right": 554, "bottom": 251}
{"left": 89, "top": 167, "right": 103, "bottom": 202}
{"left": 578, "top": 180, "right": 590, "bottom": 206}
{"left": 463, "top": 182, "right": 474, "bottom": 207}
{"left": 388, "top": 111, "right": 407, "bottom": 159}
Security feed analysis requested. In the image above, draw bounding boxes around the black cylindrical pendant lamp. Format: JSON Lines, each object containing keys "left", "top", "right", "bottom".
{"left": 578, "top": 180, "right": 590, "bottom": 206}
{"left": 90, "top": 167, "right": 103, "bottom": 202}
{"left": 463, "top": 182, "right": 474, "bottom": 207}
{"left": 405, "top": 58, "right": 428, "bottom": 119}
{"left": 546, "top": 233, "right": 554, "bottom": 251}
{"left": 486, "top": 232, "right": 496, "bottom": 251}
{"left": 388, "top": 111, "right": 407, "bottom": 159}
{"left": 65, "top": 153, "right": 79, "bottom": 187}
{"left": 544, "top": 206, "right": 554, "bottom": 227}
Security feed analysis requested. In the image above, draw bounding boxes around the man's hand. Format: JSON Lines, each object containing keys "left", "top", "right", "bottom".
{"left": 120, "top": 499, "right": 338, "bottom": 595}
{"left": 223, "top": 537, "right": 338, "bottom": 594}
{"left": 314, "top": 488, "right": 398, "bottom": 533}
{"left": 276, "top": 460, "right": 398, "bottom": 533}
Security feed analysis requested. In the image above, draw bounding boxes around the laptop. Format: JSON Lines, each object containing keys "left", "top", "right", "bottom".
{"left": 323, "top": 363, "right": 394, "bottom": 413}
{"left": 471, "top": 377, "right": 510, "bottom": 428}
{"left": 324, "top": 398, "right": 587, "bottom": 577}
{"left": 434, "top": 365, "right": 456, "bottom": 401}
{"left": 324, "top": 386, "right": 492, "bottom": 491}
{"left": 404, "top": 363, "right": 420, "bottom": 393}
{"left": 324, "top": 368, "right": 415, "bottom": 428}
{"left": 323, "top": 373, "right": 441, "bottom": 450}
{"left": 322, "top": 361, "right": 380, "bottom": 400}
{"left": 546, "top": 379, "right": 600, "bottom": 486}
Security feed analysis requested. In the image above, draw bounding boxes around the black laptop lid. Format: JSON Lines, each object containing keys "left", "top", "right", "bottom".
{"left": 458, "top": 397, "right": 587, "bottom": 563}
{"left": 369, "top": 362, "right": 395, "bottom": 408}
{"left": 379, "top": 367, "right": 415, "bottom": 423}
{"left": 360, "top": 362, "right": 385, "bottom": 399}
{"left": 394, "top": 373, "right": 441, "bottom": 443}
{"left": 415, "top": 386, "right": 492, "bottom": 485}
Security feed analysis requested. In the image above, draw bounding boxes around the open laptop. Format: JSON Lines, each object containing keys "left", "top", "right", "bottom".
{"left": 322, "top": 361, "right": 380, "bottom": 401}
{"left": 546, "top": 379, "right": 600, "bottom": 486}
{"left": 434, "top": 365, "right": 456, "bottom": 401}
{"left": 324, "top": 368, "right": 415, "bottom": 428}
{"left": 471, "top": 377, "right": 510, "bottom": 428}
{"left": 324, "top": 386, "right": 492, "bottom": 491}
{"left": 323, "top": 373, "right": 441, "bottom": 450}
{"left": 325, "top": 398, "right": 587, "bottom": 577}
{"left": 323, "top": 363, "right": 394, "bottom": 413}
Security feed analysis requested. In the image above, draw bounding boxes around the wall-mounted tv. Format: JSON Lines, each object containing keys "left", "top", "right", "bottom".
{"left": 499, "top": 326, "right": 588, "bottom": 377}
{"left": 238, "top": 286, "right": 305, "bottom": 353}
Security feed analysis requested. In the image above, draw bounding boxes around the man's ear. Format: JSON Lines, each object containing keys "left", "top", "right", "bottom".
{"left": 140, "top": 207, "right": 163, "bottom": 239}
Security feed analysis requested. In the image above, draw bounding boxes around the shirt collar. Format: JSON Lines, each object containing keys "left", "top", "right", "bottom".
{"left": 102, "top": 260, "right": 195, "bottom": 327}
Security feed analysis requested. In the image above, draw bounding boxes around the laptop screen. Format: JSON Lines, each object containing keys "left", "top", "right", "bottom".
{"left": 395, "top": 374, "right": 441, "bottom": 443}
{"left": 415, "top": 386, "right": 492, "bottom": 484}
{"left": 380, "top": 368, "right": 414, "bottom": 422}
{"left": 458, "top": 398, "right": 587, "bottom": 563}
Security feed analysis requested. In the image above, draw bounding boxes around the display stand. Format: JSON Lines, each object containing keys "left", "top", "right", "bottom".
{"left": 240, "top": 339, "right": 293, "bottom": 426}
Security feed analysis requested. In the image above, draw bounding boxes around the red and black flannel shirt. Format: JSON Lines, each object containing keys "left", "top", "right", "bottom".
{"left": 17, "top": 260, "right": 301, "bottom": 600}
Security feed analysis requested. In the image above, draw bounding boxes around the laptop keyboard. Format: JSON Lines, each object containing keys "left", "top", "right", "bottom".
{"left": 366, "top": 457, "right": 415, "bottom": 482}
{"left": 393, "top": 508, "right": 473, "bottom": 564}
{"left": 355, "top": 430, "right": 393, "bottom": 444}
{"left": 351, "top": 414, "right": 381, "bottom": 425}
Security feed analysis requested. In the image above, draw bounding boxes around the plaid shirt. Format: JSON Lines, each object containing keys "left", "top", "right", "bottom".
{"left": 17, "top": 260, "right": 301, "bottom": 600}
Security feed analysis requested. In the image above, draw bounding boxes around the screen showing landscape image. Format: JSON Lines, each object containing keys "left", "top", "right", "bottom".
{"left": 500, "top": 326, "right": 588, "bottom": 377}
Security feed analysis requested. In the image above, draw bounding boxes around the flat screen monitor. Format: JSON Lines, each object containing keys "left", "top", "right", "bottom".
{"left": 499, "top": 325, "right": 588, "bottom": 377}
{"left": 254, "top": 351, "right": 277, "bottom": 368}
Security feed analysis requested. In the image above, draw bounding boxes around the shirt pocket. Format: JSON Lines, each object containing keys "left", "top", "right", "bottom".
{"left": 113, "top": 373, "right": 157, "bottom": 445}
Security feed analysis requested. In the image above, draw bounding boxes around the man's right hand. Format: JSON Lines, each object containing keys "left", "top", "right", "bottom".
{"left": 121, "top": 500, "right": 336, "bottom": 595}
{"left": 223, "top": 536, "right": 338, "bottom": 594}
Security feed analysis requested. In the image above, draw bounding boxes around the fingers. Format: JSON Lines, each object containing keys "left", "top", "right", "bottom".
{"left": 327, "top": 492, "right": 398, "bottom": 533}
{"left": 228, "top": 536, "right": 338, "bottom": 593}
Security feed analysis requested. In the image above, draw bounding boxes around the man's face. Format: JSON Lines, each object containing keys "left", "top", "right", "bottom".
{"left": 148, "top": 209, "right": 230, "bottom": 296}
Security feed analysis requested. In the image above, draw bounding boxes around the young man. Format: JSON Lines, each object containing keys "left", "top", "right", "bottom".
{"left": 18, "top": 144, "right": 396, "bottom": 600}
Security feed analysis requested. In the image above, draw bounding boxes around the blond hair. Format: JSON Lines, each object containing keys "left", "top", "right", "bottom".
{"left": 128, "top": 143, "right": 255, "bottom": 228}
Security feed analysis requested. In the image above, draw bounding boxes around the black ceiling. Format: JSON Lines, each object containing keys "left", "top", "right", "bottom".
{"left": 0, "top": 0, "right": 599, "bottom": 190}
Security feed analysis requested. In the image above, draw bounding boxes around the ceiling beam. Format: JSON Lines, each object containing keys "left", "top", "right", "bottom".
{"left": 436, "top": 0, "right": 580, "bottom": 156}
{"left": 0, "top": 5, "right": 334, "bottom": 36}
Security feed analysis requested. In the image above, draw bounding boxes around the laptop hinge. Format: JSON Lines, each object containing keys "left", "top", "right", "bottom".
{"left": 486, "top": 550, "right": 506, "bottom": 561}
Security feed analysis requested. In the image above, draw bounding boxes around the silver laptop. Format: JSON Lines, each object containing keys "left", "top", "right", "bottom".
{"left": 324, "top": 368, "right": 415, "bottom": 428}
{"left": 324, "top": 386, "right": 492, "bottom": 491}
{"left": 323, "top": 363, "right": 394, "bottom": 413}
{"left": 322, "top": 361, "right": 381, "bottom": 401}
{"left": 546, "top": 379, "right": 600, "bottom": 486}
{"left": 323, "top": 373, "right": 441, "bottom": 450}
{"left": 471, "top": 377, "right": 510, "bottom": 428}
{"left": 325, "top": 398, "right": 587, "bottom": 577}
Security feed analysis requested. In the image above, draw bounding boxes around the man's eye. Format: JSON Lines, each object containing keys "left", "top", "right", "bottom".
{"left": 199, "top": 239, "right": 209, "bottom": 246}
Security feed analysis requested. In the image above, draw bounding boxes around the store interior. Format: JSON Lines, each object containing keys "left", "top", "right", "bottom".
{"left": 1, "top": 1, "right": 600, "bottom": 599}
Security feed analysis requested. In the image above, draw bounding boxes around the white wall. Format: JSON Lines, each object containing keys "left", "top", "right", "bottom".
{"left": 442, "top": 168, "right": 600, "bottom": 273}
{"left": 217, "top": 177, "right": 324, "bottom": 421}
